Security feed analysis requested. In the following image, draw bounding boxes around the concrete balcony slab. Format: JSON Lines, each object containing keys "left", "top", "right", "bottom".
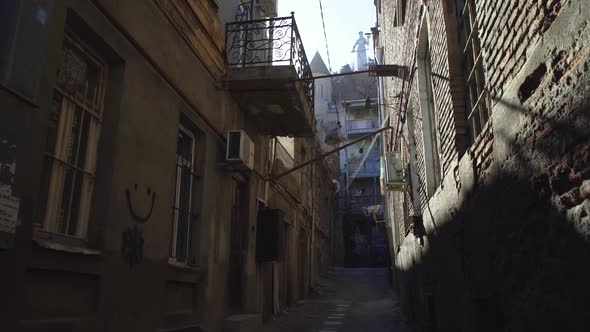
{"left": 227, "top": 65, "right": 314, "bottom": 136}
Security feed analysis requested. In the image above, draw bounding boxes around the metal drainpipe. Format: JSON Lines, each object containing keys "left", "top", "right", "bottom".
{"left": 376, "top": 60, "right": 396, "bottom": 283}
{"left": 309, "top": 145, "right": 315, "bottom": 290}
{"left": 343, "top": 103, "right": 350, "bottom": 228}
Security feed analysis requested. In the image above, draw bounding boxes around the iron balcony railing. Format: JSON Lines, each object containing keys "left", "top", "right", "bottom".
{"left": 348, "top": 160, "right": 381, "bottom": 175}
{"left": 225, "top": 13, "right": 314, "bottom": 108}
{"left": 346, "top": 119, "right": 377, "bottom": 132}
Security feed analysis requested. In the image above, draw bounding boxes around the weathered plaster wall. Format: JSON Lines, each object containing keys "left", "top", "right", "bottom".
{"left": 0, "top": 1, "right": 279, "bottom": 331}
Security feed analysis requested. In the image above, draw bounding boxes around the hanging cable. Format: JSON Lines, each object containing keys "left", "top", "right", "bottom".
{"left": 317, "top": 0, "right": 344, "bottom": 132}
{"left": 318, "top": 0, "right": 333, "bottom": 73}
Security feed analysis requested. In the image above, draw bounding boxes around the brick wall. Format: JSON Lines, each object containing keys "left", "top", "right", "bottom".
{"left": 476, "top": 0, "right": 565, "bottom": 102}
{"left": 379, "top": 0, "right": 589, "bottom": 330}
{"left": 379, "top": 0, "right": 566, "bottom": 240}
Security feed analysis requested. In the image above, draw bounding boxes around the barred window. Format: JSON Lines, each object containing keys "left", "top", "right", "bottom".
{"left": 394, "top": 0, "right": 407, "bottom": 27}
{"left": 171, "top": 125, "right": 200, "bottom": 265}
{"left": 36, "top": 31, "right": 106, "bottom": 238}
{"left": 459, "top": 0, "right": 490, "bottom": 141}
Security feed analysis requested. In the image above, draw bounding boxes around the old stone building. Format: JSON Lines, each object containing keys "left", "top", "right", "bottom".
{"left": 375, "top": 0, "right": 590, "bottom": 331}
{"left": 0, "top": 0, "right": 334, "bottom": 331}
{"left": 338, "top": 98, "right": 387, "bottom": 267}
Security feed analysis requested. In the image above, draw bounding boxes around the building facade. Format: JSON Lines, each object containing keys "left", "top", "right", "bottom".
{"left": 339, "top": 98, "right": 387, "bottom": 267}
{"left": 0, "top": 1, "right": 334, "bottom": 331}
{"left": 375, "top": 0, "right": 590, "bottom": 331}
{"left": 309, "top": 52, "right": 344, "bottom": 266}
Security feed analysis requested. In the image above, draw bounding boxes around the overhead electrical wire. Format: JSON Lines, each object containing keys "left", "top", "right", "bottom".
{"left": 317, "top": 0, "right": 344, "bottom": 129}
{"left": 318, "top": 0, "right": 333, "bottom": 73}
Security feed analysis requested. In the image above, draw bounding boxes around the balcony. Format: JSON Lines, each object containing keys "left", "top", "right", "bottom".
{"left": 347, "top": 160, "right": 381, "bottom": 178}
{"left": 225, "top": 14, "right": 314, "bottom": 137}
{"left": 346, "top": 119, "right": 378, "bottom": 135}
{"left": 338, "top": 195, "right": 382, "bottom": 215}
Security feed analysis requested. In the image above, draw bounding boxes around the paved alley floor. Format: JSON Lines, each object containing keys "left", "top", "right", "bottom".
{"left": 262, "top": 268, "right": 413, "bottom": 332}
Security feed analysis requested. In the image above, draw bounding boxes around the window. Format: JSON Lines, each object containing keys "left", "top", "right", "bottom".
{"left": 416, "top": 15, "right": 441, "bottom": 198}
{"left": 405, "top": 103, "right": 422, "bottom": 212}
{"left": 458, "top": 0, "right": 490, "bottom": 141}
{"left": 36, "top": 31, "right": 107, "bottom": 238}
{"left": 394, "top": 0, "right": 407, "bottom": 26}
{"left": 171, "top": 124, "right": 201, "bottom": 265}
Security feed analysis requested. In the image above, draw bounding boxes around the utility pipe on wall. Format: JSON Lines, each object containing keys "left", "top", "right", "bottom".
{"left": 309, "top": 143, "right": 316, "bottom": 290}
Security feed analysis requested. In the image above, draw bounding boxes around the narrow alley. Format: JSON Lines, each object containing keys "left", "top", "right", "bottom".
{"left": 1, "top": 0, "right": 589, "bottom": 331}
{"left": 263, "top": 268, "right": 411, "bottom": 332}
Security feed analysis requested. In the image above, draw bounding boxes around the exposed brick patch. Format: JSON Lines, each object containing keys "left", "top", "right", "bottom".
{"left": 518, "top": 63, "right": 547, "bottom": 103}
{"left": 471, "top": 120, "right": 494, "bottom": 179}
{"left": 552, "top": 47, "right": 588, "bottom": 84}
{"left": 560, "top": 187, "right": 582, "bottom": 208}
{"left": 541, "top": 1, "right": 563, "bottom": 33}
{"left": 480, "top": 0, "right": 566, "bottom": 104}
{"left": 550, "top": 163, "right": 575, "bottom": 195}
{"left": 579, "top": 180, "right": 590, "bottom": 200}
{"left": 551, "top": 50, "right": 569, "bottom": 83}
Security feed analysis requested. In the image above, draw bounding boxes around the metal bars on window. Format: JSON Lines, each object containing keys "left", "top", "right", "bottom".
{"left": 171, "top": 126, "right": 199, "bottom": 265}
{"left": 461, "top": 0, "right": 490, "bottom": 141}
{"left": 394, "top": 0, "right": 407, "bottom": 26}
{"left": 37, "top": 32, "right": 106, "bottom": 238}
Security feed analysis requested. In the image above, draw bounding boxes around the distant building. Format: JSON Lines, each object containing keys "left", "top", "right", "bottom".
{"left": 310, "top": 51, "right": 340, "bottom": 153}
{"left": 338, "top": 98, "right": 387, "bottom": 267}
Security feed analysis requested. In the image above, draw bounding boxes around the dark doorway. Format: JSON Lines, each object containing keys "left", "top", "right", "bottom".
{"left": 228, "top": 180, "right": 248, "bottom": 310}
{"left": 298, "top": 228, "right": 307, "bottom": 300}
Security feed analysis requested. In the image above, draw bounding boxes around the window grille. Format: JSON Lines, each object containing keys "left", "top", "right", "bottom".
{"left": 394, "top": 0, "right": 407, "bottom": 26}
{"left": 171, "top": 125, "right": 199, "bottom": 264}
{"left": 36, "top": 32, "right": 106, "bottom": 238}
{"left": 459, "top": 0, "right": 490, "bottom": 141}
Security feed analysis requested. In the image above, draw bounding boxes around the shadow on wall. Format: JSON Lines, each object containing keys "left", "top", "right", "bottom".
{"left": 394, "top": 88, "right": 590, "bottom": 330}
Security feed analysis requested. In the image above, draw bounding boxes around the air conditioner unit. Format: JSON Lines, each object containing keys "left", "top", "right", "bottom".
{"left": 257, "top": 0, "right": 278, "bottom": 17}
{"left": 226, "top": 130, "right": 255, "bottom": 170}
{"left": 385, "top": 151, "right": 406, "bottom": 191}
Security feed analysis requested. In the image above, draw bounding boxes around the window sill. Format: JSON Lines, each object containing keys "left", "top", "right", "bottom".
{"left": 167, "top": 258, "right": 202, "bottom": 272}
{"left": 33, "top": 239, "right": 101, "bottom": 256}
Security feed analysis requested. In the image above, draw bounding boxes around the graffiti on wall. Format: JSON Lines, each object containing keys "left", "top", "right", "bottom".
{"left": 125, "top": 184, "right": 156, "bottom": 223}
{"left": 121, "top": 224, "right": 144, "bottom": 267}
{"left": 121, "top": 184, "right": 156, "bottom": 267}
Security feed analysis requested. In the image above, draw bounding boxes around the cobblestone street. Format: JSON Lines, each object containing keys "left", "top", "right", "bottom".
{"left": 262, "top": 268, "right": 412, "bottom": 332}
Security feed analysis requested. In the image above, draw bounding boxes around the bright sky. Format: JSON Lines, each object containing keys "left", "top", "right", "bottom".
{"left": 277, "top": 0, "right": 376, "bottom": 73}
